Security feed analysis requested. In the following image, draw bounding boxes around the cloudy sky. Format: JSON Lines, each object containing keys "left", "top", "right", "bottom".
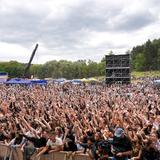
{"left": 0, "top": 0, "right": 160, "bottom": 64}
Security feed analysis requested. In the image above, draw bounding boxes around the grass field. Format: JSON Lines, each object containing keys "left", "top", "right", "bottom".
{"left": 95, "top": 71, "right": 160, "bottom": 81}
{"left": 132, "top": 71, "right": 160, "bottom": 78}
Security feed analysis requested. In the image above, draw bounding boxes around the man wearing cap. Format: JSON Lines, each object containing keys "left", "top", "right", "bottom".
{"left": 111, "top": 128, "right": 132, "bottom": 160}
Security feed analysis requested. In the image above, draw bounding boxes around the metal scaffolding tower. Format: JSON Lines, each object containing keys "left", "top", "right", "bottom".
{"left": 105, "top": 54, "right": 131, "bottom": 84}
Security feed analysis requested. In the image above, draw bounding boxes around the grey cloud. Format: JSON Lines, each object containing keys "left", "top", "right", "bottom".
{"left": 0, "top": 0, "right": 159, "bottom": 61}
{"left": 0, "top": 7, "right": 47, "bottom": 46}
{"left": 39, "top": 1, "right": 158, "bottom": 50}
{"left": 111, "top": 11, "right": 157, "bottom": 32}
{"left": 38, "top": 1, "right": 123, "bottom": 50}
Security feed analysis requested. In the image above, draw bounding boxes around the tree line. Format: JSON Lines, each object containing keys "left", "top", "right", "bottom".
{"left": 0, "top": 38, "right": 160, "bottom": 79}
{"left": 131, "top": 38, "right": 160, "bottom": 71}
{"left": 0, "top": 59, "right": 105, "bottom": 79}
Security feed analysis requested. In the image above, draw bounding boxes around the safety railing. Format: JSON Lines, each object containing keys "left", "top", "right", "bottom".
{"left": 0, "top": 144, "right": 91, "bottom": 160}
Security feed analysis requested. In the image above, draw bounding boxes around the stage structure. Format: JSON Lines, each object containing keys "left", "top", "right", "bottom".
{"left": 23, "top": 43, "right": 38, "bottom": 78}
{"left": 105, "top": 54, "right": 131, "bottom": 84}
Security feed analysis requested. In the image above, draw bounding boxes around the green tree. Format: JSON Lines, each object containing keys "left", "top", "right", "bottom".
{"left": 133, "top": 53, "right": 146, "bottom": 71}
{"left": 157, "top": 48, "right": 160, "bottom": 70}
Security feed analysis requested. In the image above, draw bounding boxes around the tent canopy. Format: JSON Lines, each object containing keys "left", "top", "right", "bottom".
{"left": 153, "top": 79, "right": 160, "bottom": 86}
{"left": 5, "top": 78, "right": 31, "bottom": 84}
{"left": 31, "top": 79, "right": 47, "bottom": 85}
{"left": 5, "top": 78, "right": 47, "bottom": 85}
{"left": 88, "top": 78, "right": 99, "bottom": 82}
{"left": 154, "top": 80, "right": 160, "bottom": 83}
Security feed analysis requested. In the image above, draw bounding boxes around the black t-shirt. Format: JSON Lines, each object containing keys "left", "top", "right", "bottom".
{"left": 141, "top": 147, "right": 160, "bottom": 160}
{"left": 157, "top": 128, "right": 160, "bottom": 139}
{"left": 23, "top": 135, "right": 47, "bottom": 148}
{"left": 63, "top": 141, "right": 77, "bottom": 151}
{"left": 63, "top": 133, "right": 77, "bottom": 151}
{"left": 112, "top": 135, "right": 132, "bottom": 159}
{"left": 14, "top": 135, "right": 23, "bottom": 145}
{"left": 0, "top": 132, "right": 7, "bottom": 141}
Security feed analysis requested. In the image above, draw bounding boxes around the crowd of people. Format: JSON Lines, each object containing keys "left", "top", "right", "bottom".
{"left": 0, "top": 79, "right": 160, "bottom": 160}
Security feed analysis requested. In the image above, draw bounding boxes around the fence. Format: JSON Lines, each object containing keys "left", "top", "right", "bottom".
{"left": 0, "top": 144, "right": 91, "bottom": 160}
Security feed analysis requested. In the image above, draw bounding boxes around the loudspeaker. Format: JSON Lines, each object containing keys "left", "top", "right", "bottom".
{"left": 105, "top": 54, "right": 131, "bottom": 84}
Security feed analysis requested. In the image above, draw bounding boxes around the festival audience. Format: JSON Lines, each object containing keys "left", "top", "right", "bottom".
{"left": 0, "top": 80, "right": 159, "bottom": 160}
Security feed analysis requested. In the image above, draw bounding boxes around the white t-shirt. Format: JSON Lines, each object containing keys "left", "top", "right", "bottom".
{"left": 156, "top": 139, "right": 160, "bottom": 151}
{"left": 47, "top": 137, "right": 63, "bottom": 147}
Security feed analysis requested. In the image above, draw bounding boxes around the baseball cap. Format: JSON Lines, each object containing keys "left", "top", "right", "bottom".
{"left": 114, "top": 128, "right": 124, "bottom": 137}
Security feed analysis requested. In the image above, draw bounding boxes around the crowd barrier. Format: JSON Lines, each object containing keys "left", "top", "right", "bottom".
{"left": 0, "top": 144, "right": 91, "bottom": 160}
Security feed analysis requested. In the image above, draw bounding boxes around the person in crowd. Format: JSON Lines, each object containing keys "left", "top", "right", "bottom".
{"left": 34, "top": 130, "right": 63, "bottom": 158}
{"left": 111, "top": 128, "right": 132, "bottom": 160}
{"left": 0, "top": 78, "right": 159, "bottom": 160}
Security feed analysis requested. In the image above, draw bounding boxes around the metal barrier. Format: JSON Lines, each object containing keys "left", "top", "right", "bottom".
{"left": 0, "top": 144, "right": 91, "bottom": 160}
{"left": 0, "top": 144, "right": 8, "bottom": 159}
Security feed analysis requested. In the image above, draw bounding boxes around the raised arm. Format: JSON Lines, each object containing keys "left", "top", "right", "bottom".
{"left": 21, "top": 116, "right": 38, "bottom": 137}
